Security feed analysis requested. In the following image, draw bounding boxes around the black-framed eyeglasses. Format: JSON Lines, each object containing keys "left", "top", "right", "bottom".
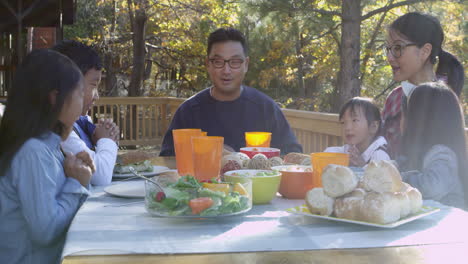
{"left": 209, "top": 58, "right": 244, "bottom": 69}
{"left": 383, "top": 43, "right": 417, "bottom": 58}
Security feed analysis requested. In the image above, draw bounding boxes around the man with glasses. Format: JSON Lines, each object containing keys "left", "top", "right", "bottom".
{"left": 160, "top": 28, "right": 302, "bottom": 156}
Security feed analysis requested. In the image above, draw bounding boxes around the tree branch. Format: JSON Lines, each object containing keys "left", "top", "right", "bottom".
{"left": 311, "top": 23, "right": 341, "bottom": 40}
{"left": 303, "top": 8, "right": 341, "bottom": 17}
{"left": 361, "top": 0, "right": 434, "bottom": 20}
{"left": 361, "top": 0, "right": 394, "bottom": 82}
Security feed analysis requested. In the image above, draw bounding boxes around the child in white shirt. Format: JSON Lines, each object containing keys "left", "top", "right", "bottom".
{"left": 325, "top": 97, "right": 390, "bottom": 167}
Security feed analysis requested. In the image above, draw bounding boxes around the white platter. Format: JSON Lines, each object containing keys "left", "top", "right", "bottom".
{"left": 286, "top": 204, "right": 440, "bottom": 228}
{"left": 104, "top": 181, "right": 147, "bottom": 198}
{"left": 113, "top": 165, "right": 170, "bottom": 179}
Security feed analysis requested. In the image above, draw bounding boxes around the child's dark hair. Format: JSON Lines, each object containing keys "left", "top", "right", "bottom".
{"left": 339, "top": 97, "right": 382, "bottom": 139}
{"left": 0, "top": 49, "right": 83, "bottom": 175}
{"left": 52, "top": 40, "right": 102, "bottom": 75}
{"left": 390, "top": 12, "right": 465, "bottom": 96}
{"left": 401, "top": 82, "right": 467, "bottom": 203}
{"left": 207, "top": 28, "right": 248, "bottom": 56}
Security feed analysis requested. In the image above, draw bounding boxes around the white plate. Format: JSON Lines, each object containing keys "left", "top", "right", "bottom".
{"left": 113, "top": 165, "right": 170, "bottom": 179}
{"left": 286, "top": 204, "right": 440, "bottom": 228}
{"left": 104, "top": 181, "right": 147, "bottom": 198}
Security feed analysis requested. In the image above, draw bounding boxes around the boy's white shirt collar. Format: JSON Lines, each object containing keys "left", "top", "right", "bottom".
{"left": 401, "top": 81, "right": 417, "bottom": 97}
{"left": 343, "top": 136, "right": 388, "bottom": 162}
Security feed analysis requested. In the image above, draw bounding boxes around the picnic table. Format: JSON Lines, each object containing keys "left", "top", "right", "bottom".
{"left": 61, "top": 157, "right": 468, "bottom": 264}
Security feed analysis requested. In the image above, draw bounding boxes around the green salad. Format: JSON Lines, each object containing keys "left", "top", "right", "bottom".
{"left": 145, "top": 176, "right": 251, "bottom": 217}
{"left": 230, "top": 171, "right": 279, "bottom": 177}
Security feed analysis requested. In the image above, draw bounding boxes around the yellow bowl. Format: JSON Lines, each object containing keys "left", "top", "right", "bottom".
{"left": 224, "top": 170, "right": 281, "bottom": 204}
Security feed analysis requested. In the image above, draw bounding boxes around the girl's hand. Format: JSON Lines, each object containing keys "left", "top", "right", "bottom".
{"left": 348, "top": 145, "right": 366, "bottom": 167}
{"left": 75, "top": 151, "right": 96, "bottom": 173}
{"left": 64, "top": 152, "right": 93, "bottom": 187}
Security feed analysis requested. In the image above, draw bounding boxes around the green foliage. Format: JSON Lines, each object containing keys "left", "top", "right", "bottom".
{"left": 66, "top": 0, "right": 466, "bottom": 116}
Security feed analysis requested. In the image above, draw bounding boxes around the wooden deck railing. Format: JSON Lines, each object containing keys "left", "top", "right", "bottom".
{"left": 282, "top": 109, "right": 343, "bottom": 153}
{"left": 92, "top": 97, "right": 467, "bottom": 154}
{"left": 90, "top": 97, "right": 185, "bottom": 146}
{"left": 90, "top": 97, "right": 344, "bottom": 151}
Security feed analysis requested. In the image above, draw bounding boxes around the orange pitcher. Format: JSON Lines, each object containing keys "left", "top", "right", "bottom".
{"left": 191, "top": 136, "right": 224, "bottom": 181}
{"left": 173, "top": 129, "right": 203, "bottom": 176}
{"left": 311, "top": 152, "right": 349, "bottom": 187}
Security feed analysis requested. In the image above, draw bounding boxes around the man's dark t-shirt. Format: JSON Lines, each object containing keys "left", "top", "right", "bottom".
{"left": 159, "top": 86, "right": 302, "bottom": 156}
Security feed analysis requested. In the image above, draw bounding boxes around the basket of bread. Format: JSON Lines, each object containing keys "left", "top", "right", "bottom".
{"left": 304, "top": 160, "right": 428, "bottom": 225}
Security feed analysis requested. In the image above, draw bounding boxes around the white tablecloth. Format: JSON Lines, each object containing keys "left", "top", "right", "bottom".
{"left": 62, "top": 180, "right": 468, "bottom": 258}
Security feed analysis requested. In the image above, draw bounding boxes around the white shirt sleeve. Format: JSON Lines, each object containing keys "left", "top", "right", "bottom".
{"left": 61, "top": 131, "right": 118, "bottom": 186}
{"left": 323, "top": 145, "right": 347, "bottom": 153}
{"left": 370, "top": 149, "right": 391, "bottom": 162}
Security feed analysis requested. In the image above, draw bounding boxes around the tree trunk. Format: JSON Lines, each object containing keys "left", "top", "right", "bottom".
{"left": 333, "top": 0, "right": 361, "bottom": 112}
{"left": 293, "top": 20, "right": 305, "bottom": 97}
{"left": 104, "top": 52, "right": 117, "bottom": 96}
{"left": 128, "top": 1, "right": 147, "bottom": 96}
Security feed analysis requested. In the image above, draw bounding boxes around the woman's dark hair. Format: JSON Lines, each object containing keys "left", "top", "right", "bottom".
{"left": 390, "top": 12, "right": 465, "bottom": 96}
{"left": 52, "top": 40, "right": 102, "bottom": 75}
{"left": 0, "top": 49, "right": 83, "bottom": 175}
{"left": 401, "top": 82, "right": 467, "bottom": 202}
{"left": 339, "top": 97, "right": 382, "bottom": 140}
{"left": 207, "top": 28, "right": 248, "bottom": 56}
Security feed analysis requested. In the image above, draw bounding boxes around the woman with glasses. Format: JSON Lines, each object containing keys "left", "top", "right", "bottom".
{"left": 381, "top": 12, "right": 465, "bottom": 159}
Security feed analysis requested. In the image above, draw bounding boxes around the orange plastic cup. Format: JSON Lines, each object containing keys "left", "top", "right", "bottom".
{"left": 192, "top": 136, "right": 224, "bottom": 181}
{"left": 245, "top": 132, "right": 272, "bottom": 147}
{"left": 173, "top": 129, "right": 203, "bottom": 176}
{"left": 311, "top": 152, "right": 349, "bottom": 187}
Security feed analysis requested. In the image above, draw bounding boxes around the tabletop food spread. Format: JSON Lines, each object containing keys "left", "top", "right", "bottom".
{"left": 61, "top": 150, "right": 468, "bottom": 263}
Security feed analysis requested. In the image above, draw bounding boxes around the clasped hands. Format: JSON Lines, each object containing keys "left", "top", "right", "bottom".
{"left": 92, "top": 118, "right": 120, "bottom": 144}
{"left": 64, "top": 151, "right": 95, "bottom": 187}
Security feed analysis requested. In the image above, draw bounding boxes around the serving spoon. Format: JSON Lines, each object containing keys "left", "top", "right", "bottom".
{"left": 128, "top": 166, "right": 166, "bottom": 196}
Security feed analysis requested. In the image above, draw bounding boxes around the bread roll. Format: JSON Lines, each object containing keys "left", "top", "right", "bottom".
{"left": 220, "top": 154, "right": 242, "bottom": 174}
{"left": 334, "top": 188, "right": 366, "bottom": 220}
{"left": 235, "top": 152, "right": 251, "bottom": 168}
{"left": 394, "top": 191, "right": 411, "bottom": 218}
{"left": 269, "top": 156, "right": 284, "bottom": 168}
{"left": 401, "top": 182, "right": 423, "bottom": 214}
{"left": 283, "top": 152, "right": 310, "bottom": 165}
{"left": 117, "top": 151, "right": 152, "bottom": 165}
{"left": 305, "top": 188, "right": 335, "bottom": 216}
{"left": 361, "top": 192, "right": 401, "bottom": 224}
{"left": 247, "top": 154, "right": 271, "bottom": 169}
{"left": 322, "top": 165, "right": 358, "bottom": 198}
{"left": 363, "top": 160, "right": 402, "bottom": 193}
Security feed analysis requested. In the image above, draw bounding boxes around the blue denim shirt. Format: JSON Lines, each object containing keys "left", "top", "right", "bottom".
{"left": 0, "top": 132, "right": 90, "bottom": 264}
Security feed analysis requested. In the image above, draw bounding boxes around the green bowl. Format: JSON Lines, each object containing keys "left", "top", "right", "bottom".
{"left": 224, "top": 169, "right": 282, "bottom": 204}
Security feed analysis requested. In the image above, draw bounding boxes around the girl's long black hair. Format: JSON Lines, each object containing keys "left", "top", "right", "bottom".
{"left": 0, "top": 49, "right": 83, "bottom": 175}
{"left": 401, "top": 82, "right": 467, "bottom": 204}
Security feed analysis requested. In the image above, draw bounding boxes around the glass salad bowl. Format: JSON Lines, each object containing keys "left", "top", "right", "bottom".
{"left": 145, "top": 176, "right": 252, "bottom": 218}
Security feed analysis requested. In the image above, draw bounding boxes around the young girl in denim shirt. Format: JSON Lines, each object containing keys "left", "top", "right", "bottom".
{"left": 0, "top": 49, "right": 95, "bottom": 264}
